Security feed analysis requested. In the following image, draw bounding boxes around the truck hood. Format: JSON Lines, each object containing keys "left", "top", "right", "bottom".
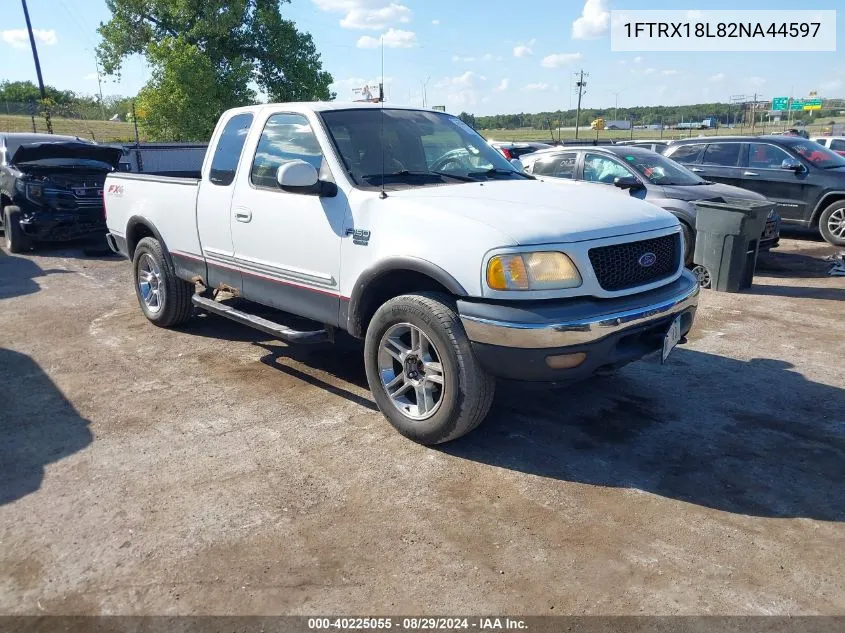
{"left": 11, "top": 141, "right": 122, "bottom": 168}
{"left": 386, "top": 179, "right": 678, "bottom": 245}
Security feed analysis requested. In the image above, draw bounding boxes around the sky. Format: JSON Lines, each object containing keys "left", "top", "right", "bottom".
{"left": 0, "top": 0, "right": 843, "bottom": 117}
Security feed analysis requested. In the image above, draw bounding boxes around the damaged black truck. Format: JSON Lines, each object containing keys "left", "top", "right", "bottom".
{"left": 0, "top": 134, "right": 123, "bottom": 253}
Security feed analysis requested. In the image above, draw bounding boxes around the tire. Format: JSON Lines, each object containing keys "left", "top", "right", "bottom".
{"left": 132, "top": 236, "right": 194, "bottom": 327}
{"left": 364, "top": 291, "right": 495, "bottom": 445}
{"left": 818, "top": 200, "right": 845, "bottom": 246}
{"left": 681, "top": 221, "right": 695, "bottom": 266}
{"left": 4, "top": 206, "right": 32, "bottom": 254}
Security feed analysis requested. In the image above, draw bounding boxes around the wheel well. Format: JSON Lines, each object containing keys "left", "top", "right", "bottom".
{"left": 352, "top": 270, "right": 453, "bottom": 338}
{"left": 126, "top": 221, "right": 157, "bottom": 258}
{"left": 812, "top": 194, "right": 845, "bottom": 226}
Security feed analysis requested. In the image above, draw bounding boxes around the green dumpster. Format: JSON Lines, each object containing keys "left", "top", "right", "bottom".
{"left": 692, "top": 198, "right": 775, "bottom": 292}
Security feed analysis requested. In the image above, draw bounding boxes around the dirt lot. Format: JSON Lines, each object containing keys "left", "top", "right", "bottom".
{"left": 1, "top": 232, "right": 843, "bottom": 616}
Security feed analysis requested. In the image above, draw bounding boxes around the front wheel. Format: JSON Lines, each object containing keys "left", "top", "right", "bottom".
{"left": 363, "top": 292, "right": 495, "bottom": 445}
{"left": 4, "top": 206, "right": 32, "bottom": 254}
{"left": 132, "top": 237, "right": 194, "bottom": 327}
{"left": 818, "top": 200, "right": 845, "bottom": 246}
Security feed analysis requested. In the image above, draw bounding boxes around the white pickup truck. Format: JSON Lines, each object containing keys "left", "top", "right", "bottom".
{"left": 105, "top": 102, "right": 699, "bottom": 444}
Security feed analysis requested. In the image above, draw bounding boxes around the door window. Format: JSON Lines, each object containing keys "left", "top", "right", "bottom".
{"left": 531, "top": 152, "right": 577, "bottom": 178}
{"left": 830, "top": 139, "right": 845, "bottom": 152}
{"left": 208, "top": 113, "right": 253, "bottom": 186}
{"left": 583, "top": 154, "right": 633, "bottom": 184}
{"left": 665, "top": 143, "right": 704, "bottom": 164}
{"left": 747, "top": 143, "right": 792, "bottom": 169}
{"left": 701, "top": 143, "right": 741, "bottom": 166}
{"left": 250, "top": 113, "right": 325, "bottom": 189}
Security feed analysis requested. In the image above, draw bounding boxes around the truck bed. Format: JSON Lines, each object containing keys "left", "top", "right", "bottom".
{"left": 104, "top": 171, "right": 203, "bottom": 260}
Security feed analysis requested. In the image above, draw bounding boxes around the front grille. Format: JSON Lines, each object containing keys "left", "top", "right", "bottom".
{"left": 588, "top": 233, "right": 680, "bottom": 291}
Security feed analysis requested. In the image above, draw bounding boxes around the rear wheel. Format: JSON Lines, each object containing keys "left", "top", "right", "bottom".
{"left": 132, "top": 237, "right": 194, "bottom": 327}
{"left": 818, "top": 200, "right": 845, "bottom": 246}
{"left": 364, "top": 292, "right": 495, "bottom": 445}
{"left": 4, "top": 206, "right": 32, "bottom": 254}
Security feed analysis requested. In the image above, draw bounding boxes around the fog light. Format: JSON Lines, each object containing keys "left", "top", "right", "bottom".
{"left": 545, "top": 352, "right": 587, "bottom": 370}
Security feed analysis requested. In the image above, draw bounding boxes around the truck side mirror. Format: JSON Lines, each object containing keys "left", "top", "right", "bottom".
{"left": 276, "top": 160, "right": 319, "bottom": 191}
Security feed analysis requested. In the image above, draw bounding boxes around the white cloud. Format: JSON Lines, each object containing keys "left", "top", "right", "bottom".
{"left": 513, "top": 45, "right": 532, "bottom": 58}
{"left": 83, "top": 72, "right": 98, "bottom": 81}
{"left": 431, "top": 19, "right": 440, "bottom": 25}
{"left": 436, "top": 71, "right": 487, "bottom": 108}
{"left": 821, "top": 79, "right": 843, "bottom": 93}
{"left": 643, "top": 67, "right": 656, "bottom": 75}
{"left": 524, "top": 82, "right": 549, "bottom": 91}
{"left": 453, "top": 52, "right": 501, "bottom": 63}
{"left": 494, "top": 78, "right": 510, "bottom": 92}
{"left": 572, "top": 0, "right": 610, "bottom": 39}
{"left": 540, "top": 53, "right": 582, "bottom": 69}
{"left": 748, "top": 76, "right": 767, "bottom": 87}
{"left": 618, "top": 59, "right": 627, "bottom": 65}
{"left": 357, "top": 28, "right": 417, "bottom": 48}
{"left": 312, "top": 0, "right": 411, "bottom": 30}
{"left": 633, "top": 56, "right": 643, "bottom": 63}
{"left": 708, "top": 73, "right": 725, "bottom": 83}
{"left": 2, "top": 28, "right": 57, "bottom": 49}
{"left": 661, "top": 69, "right": 678, "bottom": 76}
{"left": 331, "top": 75, "right": 393, "bottom": 96}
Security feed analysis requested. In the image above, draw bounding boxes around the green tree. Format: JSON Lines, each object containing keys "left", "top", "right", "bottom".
{"left": 97, "top": 0, "right": 334, "bottom": 140}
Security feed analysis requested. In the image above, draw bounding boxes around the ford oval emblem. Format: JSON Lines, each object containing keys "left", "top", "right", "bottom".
{"left": 638, "top": 252, "right": 657, "bottom": 267}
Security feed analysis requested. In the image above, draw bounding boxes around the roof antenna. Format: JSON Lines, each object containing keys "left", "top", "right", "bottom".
{"left": 379, "top": 35, "right": 387, "bottom": 199}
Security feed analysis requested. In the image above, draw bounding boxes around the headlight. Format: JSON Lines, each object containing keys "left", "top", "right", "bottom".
{"left": 25, "top": 183, "right": 43, "bottom": 205}
{"left": 486, "top": 252, "right": 582, "bottom": 291}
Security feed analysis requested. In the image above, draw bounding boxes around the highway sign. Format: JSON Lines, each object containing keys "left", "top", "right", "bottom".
{"left": 772, "top": 97, "right": 788, "bottom": 111}
{"left": 789, "top": 99, "right": 805, "bottom": 111}
{"left": 803, "top": 98, "right": 823, "bottom": 111}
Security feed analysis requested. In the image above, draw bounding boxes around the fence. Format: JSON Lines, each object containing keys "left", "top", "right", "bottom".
{"left": 0, "top": 101, "right": 141, "bottom": 143}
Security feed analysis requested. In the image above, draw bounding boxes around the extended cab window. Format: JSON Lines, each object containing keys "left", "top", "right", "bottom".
{"left": 532, "top": 152, "right": 577, "bottom": 178}
{"left": 748, "top": 143, "right": 792, "bottom": 169}
{"left": 250, "top": 114, "right": 324, "bottom": 189}
{"left": 209, "top": 113, "right": 253, "bottom": 186}
{"left": 702, "top": 143, "right": 740, "bottom": 166}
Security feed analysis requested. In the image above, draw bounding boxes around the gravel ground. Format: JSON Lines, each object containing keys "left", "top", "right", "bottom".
{"left": 0, "top": 231, "right": 843, "bottom": 615}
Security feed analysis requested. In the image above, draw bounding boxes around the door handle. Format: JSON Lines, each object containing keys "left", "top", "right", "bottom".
{"left": 690, "top": 167, "right": 704, "bottom": 173}
{"left": 234, "top": 208, "right": 252, "bottom": 223}
{"left": 743, "top": 171, "right": 759, "bottom": 177}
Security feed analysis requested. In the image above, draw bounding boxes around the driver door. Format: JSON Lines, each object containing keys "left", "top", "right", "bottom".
{"left": 228, "top": 111, "right": 347, "bottom": 326}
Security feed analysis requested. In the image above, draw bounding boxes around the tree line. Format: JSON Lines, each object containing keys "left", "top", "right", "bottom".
{"left": 460, "top": 101, "right": 844, "bottom": 131}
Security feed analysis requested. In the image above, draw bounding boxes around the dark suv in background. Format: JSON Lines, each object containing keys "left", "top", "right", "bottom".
{"left": 664, "top": 135, "right": 845, "bottom": 245}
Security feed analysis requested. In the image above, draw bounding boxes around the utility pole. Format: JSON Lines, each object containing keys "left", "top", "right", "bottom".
{"left": 421, "top": 76, "right": 430, "bottom": 108}
{"left": 574, "top": 69, "right": 588, "bottom": 140}
{"left": 21, "top": 0, "right": 52, "bottom": 133}
{"left": 94, "top": 55, "right": 106, "bottom": 120}
{"left": 751, "top": 92, "right": 758, "bottom": 134}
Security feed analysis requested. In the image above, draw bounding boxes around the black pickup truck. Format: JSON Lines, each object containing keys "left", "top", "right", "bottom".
{"left": 0, "top": 133, "right": 122, "bottom": 253}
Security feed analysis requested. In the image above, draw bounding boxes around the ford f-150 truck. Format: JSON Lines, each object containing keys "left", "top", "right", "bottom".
{"left": 105, "top": 103, "right": 699, "bottom": 444}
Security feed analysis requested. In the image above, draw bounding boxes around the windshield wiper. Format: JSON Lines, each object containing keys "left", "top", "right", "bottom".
{"left": 362, "top": 170, "right": 477, "bottom": 183}
{"left": 471, "top": 168, "right": 535, "bottom": 180}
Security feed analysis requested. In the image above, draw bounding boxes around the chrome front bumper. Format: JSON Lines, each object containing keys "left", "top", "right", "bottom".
{"left": 459, "top": 270, "right": 700, "bottom": 350}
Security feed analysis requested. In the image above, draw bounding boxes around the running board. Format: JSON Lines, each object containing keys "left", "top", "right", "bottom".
{"left": 191, "top": 295, "right": 331, "bottom": 344}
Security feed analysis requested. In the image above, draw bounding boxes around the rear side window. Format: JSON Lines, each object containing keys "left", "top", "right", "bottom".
{"left": 666, "top": 144, "right": 704, "bottom": 164}
{"left": 830, "top": 139, "right": 845, "bottom": 151}
{"left": 702, "top": 143, "right": 741, "bottom": 166}
{"left": 532, "top": 152, "right": 577, "bottom": 178}
{"left": 209, "top": 113, "right": 253, "bottom": 186}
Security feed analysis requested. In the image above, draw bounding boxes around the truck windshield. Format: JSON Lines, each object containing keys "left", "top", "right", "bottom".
{"left": 319, "top": 108, "right": 526, "bottom": 187}
{"left": 620, "top": 152, "right": 705, "bottom": 186}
